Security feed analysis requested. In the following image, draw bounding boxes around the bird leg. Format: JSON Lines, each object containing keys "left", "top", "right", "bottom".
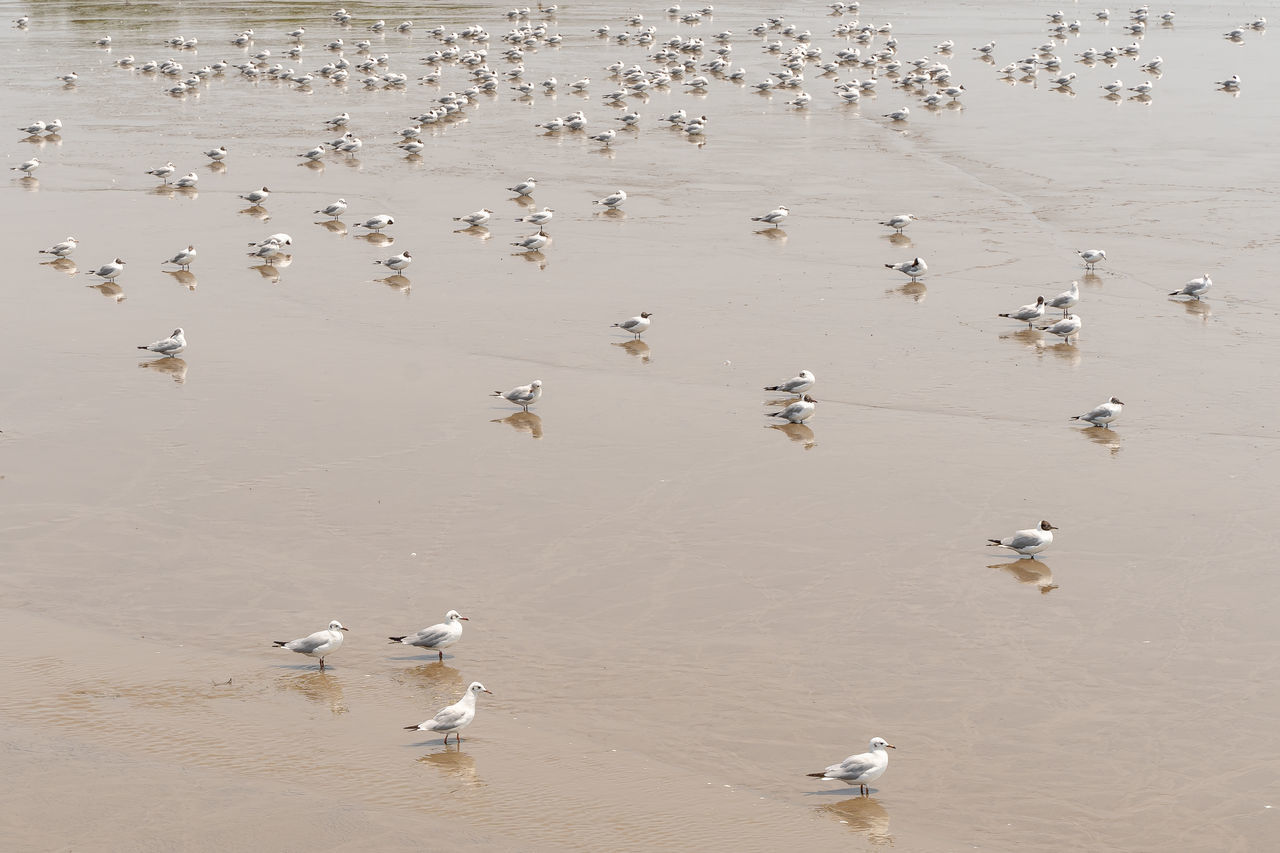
{"left": 437, "top": 650, "right": 443, "bottom": 661}
{"left": 319, "top": 658, "right": 325, "bottom": 670}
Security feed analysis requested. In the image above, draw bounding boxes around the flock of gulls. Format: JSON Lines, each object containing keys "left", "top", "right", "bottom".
{"left": 8, "top": 0, "right": 1254, "bottom": 803}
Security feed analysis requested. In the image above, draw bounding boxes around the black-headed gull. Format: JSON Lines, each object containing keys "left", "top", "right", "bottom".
{"left": 39, "top": 236, "right": 78, "bottom": 257}
{"left": 315, "top": 199, "right": 347, "bottom": 218}
{"left": 86, "top": 258, "right": 126, "bottom": 280}
{"left": 1046, "top": 280, "right": 1080, "bottom": 316}
{"left": 1038, "top": 314, "right": 1082, "bottom": 343}
{"left": 511, "top": 231, "right": 549, "bottom": 251}
{"left": 515, "top": 208, "right": 554, "bottom": 227}
{"left": 493, "top": 379, "right": 542, "bottom": 411}
{"left": 203, "top": 146, "right": 228, "bottom": 161}
{"left": 355, "top": 215, "right": 395, "bottom": 231}
{"left": 138, "top": 327, "right": 187, "bottom": 357}
{"left": 405, "top": 681, "right": 492, "bottom": 743}
{"left": 998, "top": 296, "right": 1046, "bottom": 328}
{"left": 174, "top": 172, "right": 199, "bottom": 188}
{"left": 453, "top": 208, "right": 492, "bottom": 226}
{"left": 885, "top": 257, "right": 927, "bottom": 280}
{"left": 162, "top": 246, "right": 197, "bottom": 269}
{"left": 1169, "top": 274, "right": 1211, "bottom": 300}
{"left": 752, "top": 206, "right": 789, "bottom": 227}
{"left": 374, "top": 251, "right": 412, "bottom": 271}
{"left": 807, "top": 737, "right": 895, "bottom": 796}
{"left": 508, "top": 177, "right": 537, "bottom": 196}
{"left": 613, "top": 312, "right": 653, "bottom": 338}
{"left": 765, "top": 370, "right": 816, "bottom": 396}
{"left": 880, "top": 213, "right": 917, "bottom": 231}
{"left": 767, "top": 394, "right": 816, "bottom": 423}
{"left": 273, "top": 620, "right": 348, "bottom": 670}
{"left": 1077, "top": 248, "right": 1106, "bottom": 270}
{"left": 1072, "top": 397, "right": 1124, "bottom": 428}
{"left": 388, "top": 610, "right": 468, "bottom": 660}
{"left": 239, "top": 187, "right": 270, "bottom": 205}
{"left": 988, "top": 520, "right": 1057, "bottom": 558}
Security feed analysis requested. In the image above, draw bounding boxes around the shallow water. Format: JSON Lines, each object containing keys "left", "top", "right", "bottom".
{"left": 2, "top": 2, "right": 1278, "bottom": 850}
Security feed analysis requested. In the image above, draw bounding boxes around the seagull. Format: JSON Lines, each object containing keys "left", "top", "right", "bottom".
{"left": 752, "top": 206, "right": 790, "bottom": 227}
{"left": 298, "top": 145, "right": 325, "bottom": 161}
{"left": 1216, "top": 75, "right": 1241, "bottom": 90}
{"left": 767, "top": 394, "right": 816, "bottom": 424}
{"left": 203, "top": 146, "right": 228, "bottom": 161}
{"left": 11, "top": 157, "right": 39, "bottom": 175}
{"left": 405, "top": 682, "right": 492, "bottom": 744}
{"left": 508, "top": 177, "right": 537, "bottom": 196}
{"left": 453, "top": 208, "right": 492, "bottom": 226}
{"left": 511, "top": 231, "right": 550, "bottom": 251}
{"left": 807, "top": 737, "right": 895, "bottom": 796}
{"left": 1050, "top": 72, "right": 1077, "bottom": 86}
{"left": 880, "top": 213, "right": 917, "bottom": 232}
{"left": 764, "top": 370, "right": 816, "bottom": 396}
{"left": 1046, "top": 280, "right": 1080, "bottom": 316}
{"left": 145, "top": 163, "right": 177, "bottom": 183}
{"left": 138, "top": 327, "right": 187, "bottom": 357}
{"left": 975, "top": 41, "right": 996, "bottom": 54}
{"left": 58, "top": 71, "right": 79, "bottom": 85}
{"left": 493, "top": 379, "right": 543, "bottom": 411}
{"left": 515, "top": 208, "right": 554, "bottom": 227}
{"left": 272, "top": 620, "right": 348, "bottom": 670}
{"left": 162, "top": 246, "right": 197, "bottom": 269}
{"left": 240, "top": 187, "right": 270, "bottom": 205}
{"left": 315, "top": 199, "right": 347, "bottom": 218}
{"left": 355, "top": 215, "right": 395, "bottom": 231}
{"left": 1037, "top": 314, "right": 1082, "bottom": 343}
{"left": 613, "top": 312, "right": 653, "bottom": 338}
{"left": 1100, "top": 80, "right": 1123, "bottom": 94}
{"left": 988, "top": 520, "right": 1057, "bottom": 558}
{"left": 885, "top": 257, "right": 927, "bottom": 280}
{"left": 374, "top": 251, "right": 412, "bottom": 271}
{"left": 883, "top": 106, "right": 910, "bottom": 121}
{"left": 174, "top": 172, "right": 199, "bottom": 188}
{"left": 247, "top": 240, "right": 284, "bottom": 262}
{"left": 588, "top": 129, "right": 616, "bottom": 146}
{"left": 388, "top": 610, "right": 469, "bottom": 661}
{"left": 1169, "top": 273, "right": 1211, "bottom": 300}
{"left": 998, "top": 296, "right": 1046, "bottom": 328}
{"left": 324, "top": 112, "right": 350, "bottom": 127}
{"left": 593, "top": 189, "right": 627, "bottom": 208}
{"left": 248, "top": 233, "right": 292, "bottom": 249}
{"left": 1077, "top": 249, "right": 1106, "bottom": 270}
{"left": 39, "top": 236, "right": 79, "bottom": 257}
{"left": 86, "top": 258, "right": 126, "bottom": 280}
{"left": 1071, "top": 396, "right": 1124, "bottom": 428}
{"left": 17, "top": 120, "right": 46, "bottom": 135}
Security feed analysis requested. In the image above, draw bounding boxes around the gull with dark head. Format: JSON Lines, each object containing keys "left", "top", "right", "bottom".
{"left": 273, "top": 620, "right": 348, "bottom": 670}
{"left": 988, "top": 520, "right": 1057, "bottom": 558}
{"left": 138, "top": 328, "right": 186, "bottom": 357}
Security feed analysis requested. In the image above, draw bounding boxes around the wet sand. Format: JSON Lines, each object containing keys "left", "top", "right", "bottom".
{"left": 2, "top": 2, "right": 1279, "bottom": 850}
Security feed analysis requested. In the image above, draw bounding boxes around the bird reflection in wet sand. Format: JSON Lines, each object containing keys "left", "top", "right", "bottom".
{"left": 395, "top": 660, "right": 466, "bottom": 693}
{"left": 239, "top": 205, "right": 270, "bottom": 222}
{"left": 1037, "top": 340, "right": 1082, "bottom": 366}
{"left": 770, "top": 422, "right": 817, "bottom": 449}
{"left": 357, "top": 232, "right": 395, "bottom": 247}
{"left": 756, "top": 227, "right": 788, "bottom": 243}
{"left": 888, "top": 282, "right": 927, "bottom": 302}
{"left": 612, "top": 339, "right": 651, "bottom": 363}
{"left": 88, "top": 282, "right": 125, "bottom": 302}
{"left": 379, "top": 274, "right": 411, "bottom": 294}
{"left": 279, "top": 670, "right": 348, "bottom": 714}
{"left": 316, "top": 219, "right": 348, "bottom": 236}
{"left": 42, "top": 258, "right": 78, "bottom": 275}
{"left": 455, "top": 225, "right": 492, "bottom": 241}
{"left": 886, "top": 232, "right": 912, "bottom": 248}
{"left": 418, "top": 744, "right": 483, "bottom": 786}
{"left": 1080, "top": 272, "right": 1103, "bottom": 288}
{"left": 140, "top": 357, "right": 188, "bottom": 384}
{"left": 1080, "top": 424, "right": 1123, "bottom": 456}
{"left": 517, "top": 250, "right": 548, "bottom": 269}
{"left": 252, "top": 264, "right": 281, "bottom": 283}
{"left": 1180, "top": 299, "right": 1211, "bottom": 322}
{"left": 164, "top": 269, "right": 197, "bottom": 290}
{"left": 819, "top": 797, "right": 893, "bottom": 845}
{"left": 491, "top": 411, "right": 543, "bottom": 439}
{"left": 991, "top": 560, "right": 1058, "bottom": 593}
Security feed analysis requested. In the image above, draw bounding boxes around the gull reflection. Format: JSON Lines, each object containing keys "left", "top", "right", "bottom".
{"left": 379, "top": 274, "right": 412, "bottom": 294}
{"left": 1037, "top": 339, "right": 1082, "bottom": 366}
{"left": 991, "top": 560, "right": 1058, "bottom": 593}
{"left": 516, "top": 249, "right": 548, "bottom": 269}
{"left": 510, "top": 194, "right": 536, "bottom": 210}
{"left": 756, "top": 227, "right": 788, "bottom": 243}
{"left": 1079, "top": 424, "right": 1123, "bottom": 455}
{"left": 316, "top": 218, "right": 348, "bottom": 235}
{"left": 418, "top": 744, "right": 483, "bottom": 786}
{"left": 140, "top": 356, "right": 188, "bottom": 384}
{"left": 252, "top": 263, "right": 281, "bottom": 282}
{"left": 491, "top": 411, "right": 543, "bottom": 439}
{"left": 769, "top": 422, "right": 817, "bottom": 449}
{"left": 454, "top": 224, "right": 491, "bottom": 241}
{"left": 299, "top": 159, "right": 325, "bottom": 172}
{"left": 206, "top": 161, "right": 226, "bottom": 174}
{"left": 595, "top": 208, "right": 626, "bottom": 221}
{"left": 280, "top": 670, "right": 348, "bottom": 714}
{"left": 42, "top": 257, "right": 78, "bottom": 275}
{"left": 392, "top": 661, "right": 465, "bottom": 693}
{"left": 886, "top": 232, "right": 912, "bottom": 248}
{"left": 357, "top": 231, "right": 395, "bottom": 247}
{"left": 239, "top": 205, "right": 271, "bottom": 221}
{"left": 612, "top": 339, "right": 651, "bottom": 363}
{"left": 819, "top": 796, "right": 893, "bottom": 845}
{"left": 888, "top": 281, "right": 927, "bottom": 302}
{"left": 18, "top": 176, "right": 39, "bottom": 192}
{"left": 164, "top": 269, "right": 197, "bottom": 290}
{"left": 87, "top": 282, "right": 125, "bottom": 302}
{"left": 175, "top": 186, "right": 198, "bottom": 201}
{"left": 1179, "top": 298, "right": 1211, "bottom": 322}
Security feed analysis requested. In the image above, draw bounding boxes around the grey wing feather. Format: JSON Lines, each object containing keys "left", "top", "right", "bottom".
{"left": 1003, "top": 532, "right": 1040, "bottom": 549}
{"left": 407, "top": 626, "right": 449, "bottom": 647}
{"left": 619, "top": 319, "right": 639, "bottom": 330}
{"left": 429, "top": 704, "right": 467, "bottom": 728}
{"left": 831, "top": 756, "right": 875, "bottom": 778}
{"left": 287, "top": 632, "right": 327, "bottom": 653}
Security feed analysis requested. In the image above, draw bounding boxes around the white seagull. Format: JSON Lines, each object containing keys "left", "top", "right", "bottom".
{"left": 767, "top": 395, "right": 816, "bottom": 424}
{"left": 203, "top": 146, "right": 228, "bottom": 161}
{"left": 374, "top": 251, "right": 412, "bottom": 271}
{"left": 764, "top": 370, "right": 816, "bottom": 396}
{"left": 355, "top": 215, "right": 395, "bottom": 231}
{"left": 388, "top": 610, "right": 469, "bottom": 661}
{"left": 1072, "top": 396, "right": 1124, "bottom": 428}
{"left": 1037, "top": 314, "right": 1082, "bottom": 343}
{"left": 807, "top": 737, "right": 896, "bottom": 796}
{"left": 752, "top": 206, "right": 790, "bottom": 227}
{"left": 11, "top": 157, "right": 39, "bottom": 175}
{"left": 1046, "top": 280, "right": 1080, "bottom": 316}
{"left": 508, "top": 177, "right": 537, "bottom": 196}
{"left": 39, "top": 236, "right": 79, "bottom": 257}
{"left": 493, "top": 379, "right": 543, "bottom": 411}
{"left": 145, "top": 162, "right": 178, "bottom": 183}
{"left": 315, "top": 199, "right": 347, "bottom": 218}
{"left": 453, "top": 208, "right": 492, "bottom": 226}
{"left": 162, "top": 246, "right": 197, "bottom": 269}
{"left": 511, "top": 231, "right": 550, "bottom": 251}
{"left": 613, "top": 312, "right": 653, "bottom": 338}
{"left": 515, "top": 208, "right": 554, "bottom": 227}
{"left": 880, "top": 213, "right": 917, "bottom": 231}
{"left": 174, "top": 172, "right": 199, "bottom": 188}
{"left": 998, "top": 296, "right": 1046, "bottom": 328}
{"left": 988, "top": 520, "right": 1057, "bottom": 558}
{"left": 138, "top": 327, "right": 187, "bottom": 357}
{"left": 272, "top": 620, "right": 348, "bottom": 670}
{"left": 1169, "top": 274, "right": 1211, "bottom": 300}
{"left": 405, "top": 681, "right": 492, "bottom": 744}
{"left": 86, "top": 258, "right": 126, "bottom": 280}
{"left": 240, "top": 187, "right": 270, "bottom": 205}
{"left": 593, "top": 189, "right": 627, "bottom": 208}
{"left": 1077, "top": 249, "right": 1106, "bottom": 270}
{"left": 885, "top": 257, "right": 927, "bottom": 280}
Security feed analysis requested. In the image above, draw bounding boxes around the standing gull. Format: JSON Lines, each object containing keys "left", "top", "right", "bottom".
{"left": 405, "top": 681, "right": 492, "bottom": 744}
{"left": 765, "top": 370, "right": 816, "bottom": 397}
{"left": 613, "top": 312, "right": 653, "bottom": 338}
{"left": 273, "top": 620, "right": 348, "bottom": 670}
{"left": 1072, "top": 397, "right": 1124, "bottom": 428}
{"left": 388, "top": 610, "right": 469, "bottom": 661}
{"left": 752, "top": 206, "right": 790, "bottom": 228}
{"left": 374, "top": 251, "right": 412, "bottom": 271}
{"left": 1077, "top": 249, "right": 1106, "bottom": 270}
{"left": 355, "top": 215, "right": 395, "bottom": 231}
{"left": 454, "top": 209, "right": 492, "bottom": 226}
{"left": 145, "top": 162, "right": 177, "bottom": 183}
{"left": 885, "top": 257, "right": 927, "bottom": 280}
{"left": 1169, "top": 274, "right": 1211, "bottom": 300}
{"left": 315, "top": 199, "right": 347, "bottom": 218}
{"left": 1038, "top": 314, "right": 1082, "bottom": 344}
{"left": 162, "top": 246, "right": 197, "bottom": 270}
{"left": 1046, "top": 280, "right": 1080, "bottom": 316}
{"left": 39, "top": 236, "right": 79, "bottom": 258}
{"left": 138, "top": 328, "right": 187, "bottom": 357}
{"left": 988, "top": 520, "right": 1057, "bottom": 558}
{"left": 880, "top": 214, "right": 917, "bottom": 232}
{"left": 593, "top": 189, "right": 627, "bottom": 208}
{"left": 767, "top": 395, "right": 816, "bottom": 424}
{"left": 807, "top": 737, "right": 896, "bottom": 796}
{"left": 998, "top": 296, "right": 1046, "bottom": 328}
{"left": 508, "top": 177, "right": 537, "bottom": 196}
{"left": 86, "top": 258, "right": 126, "bottom": 280}
{"left": 240, "top": 187, "right": 270, "bottom": 205}
{"left": 493, "top": 379, "right": 542, "bottom": 411}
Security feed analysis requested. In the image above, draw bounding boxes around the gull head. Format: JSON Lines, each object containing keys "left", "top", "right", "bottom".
{"left": 468, "top": 681, "right": 493, "bottom": 696}
{"left": 802, "top": 394, "right": 817, "bottom": 403}
{"left": 639, "top": 311, "right": 653, "bottom": 318}
{"left": 171, "top": 328, "right": 184, "bottom": 337}
{"left": 1109, "top": 396, "right": 1124, "bottom": 406}
{"left": 1039, "top": 520, "right": 1058, "bottom": 531}
{"left": 446, "top": 610, "right": 469, "bottom": 622}
{"left": 530, "top": 379, "right": 543, "bottom": 388}
{"left": 869, "top": 737, "right": 896, "bottom": 750}
{"left": 329, "top": 620, "right": 349, "bottom": 632}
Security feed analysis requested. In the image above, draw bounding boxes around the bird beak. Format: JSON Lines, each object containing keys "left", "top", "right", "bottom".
{"left": 339, "top": 626, "right": 349, "bottom": 631}
{"left": 1048, "top": 525, "right": 1059, "bottom": 530}
{"left": 459, "top": 616, "right": 470, "bottom": 621}
{"left": 885, "top": 744, "right": 897, "bottom": 749}
{"left": 483, "top": 689, "right": 493, "bottom": 694}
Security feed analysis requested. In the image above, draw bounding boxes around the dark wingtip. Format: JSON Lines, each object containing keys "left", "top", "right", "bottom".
{"left": 388, "top": 636, "right": 406, "bottom": 643}
{"left": 806, "top": 772, "right": 826, "bottom": 778}
{"left": 986, "top": 540, "right": 1001, "bottom": 546}
{"left": 404, "top": 724, "right": 420, "bottom": 730}
{"left": 272, "top": 641, "right": 287, "bottom": 647}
